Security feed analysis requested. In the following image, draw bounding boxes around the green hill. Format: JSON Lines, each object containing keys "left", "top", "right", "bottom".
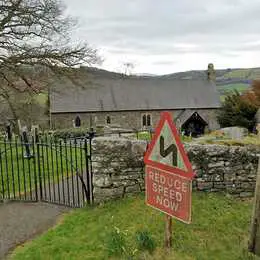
{"left": 161, "top": 67, "right": 260, "bottom": 99}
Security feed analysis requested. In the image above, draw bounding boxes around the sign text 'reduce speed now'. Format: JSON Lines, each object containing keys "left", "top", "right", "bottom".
{"left": 146, "top": 165, "right": 192, "bottom": 223}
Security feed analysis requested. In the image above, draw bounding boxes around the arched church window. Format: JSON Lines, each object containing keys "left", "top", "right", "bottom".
{"left": 142, "top": 114, "right": 147, "bottom": 127}
{"left": 106, "top": 116, "right": 111, "bottom": 124}
{"left": 147, "top": 114, "right": 151, "bottom": 126}
{"left": 75, "top": 116, "right": 81, "bottom": 127}
{"left": 142, "top": 113, "right": 152, "bottom": 128}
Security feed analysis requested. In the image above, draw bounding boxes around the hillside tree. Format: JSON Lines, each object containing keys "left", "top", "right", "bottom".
{"left": 242, "top": 80, "right": 260, "bottom": 107}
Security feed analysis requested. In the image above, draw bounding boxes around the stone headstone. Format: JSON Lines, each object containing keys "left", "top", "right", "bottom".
{"left": 103, "top": 125, "right": 112, "bottom": 135}
{"left": 255, "top": 108, "right": 260, "bottom": 124}
{"left": 257, "top": 124, "right": 260, "bottom": 138}
{"left": 6, "top": 124, "right": 12, "bottom": 141}
{"left": 21, "top": 126, "right": 32, "bottom": 158}
{"left": 31, "top": 125, "right": 39, "bottom": 143}
{"left": 220, "top": 127, "right": 248, "bottom": 140}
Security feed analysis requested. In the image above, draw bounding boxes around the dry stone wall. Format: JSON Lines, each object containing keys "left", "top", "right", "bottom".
{"left": 91, "top": 137, "right": 147, "bottom": 202}
{"left": 92, "top": 137, "right": 260, "bottom": 202}
{"left": 186, "top": 144, "right": 260, "bottom": 197}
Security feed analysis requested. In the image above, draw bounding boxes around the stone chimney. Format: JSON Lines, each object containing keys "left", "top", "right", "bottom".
{"left": 207, "top": 63, "right": 216, "bottom": 82}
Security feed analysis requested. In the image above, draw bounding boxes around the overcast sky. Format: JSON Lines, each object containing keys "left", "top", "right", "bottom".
{"left": 64, "top": 0, "right": 260, "bottom": 75}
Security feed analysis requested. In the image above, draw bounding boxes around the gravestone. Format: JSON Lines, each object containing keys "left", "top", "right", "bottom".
{"left": 21, "top": 126, "right": 33, "bottom": 158}
{"left": 220, "top": 127, "right": 248, "bottom": 140}
{"left": 6, "top": 123, "right": 12, "bottom": 141}
{"left": 31, "top": 125, "right": 39, "bottom": 143}
{"left": 103, "top": 125, "right": 112, "bottom": 135}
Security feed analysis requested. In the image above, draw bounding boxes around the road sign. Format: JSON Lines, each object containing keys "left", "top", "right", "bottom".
{"left": 144, "top": 111, "right": 194, "bottom": 226}
{"left": 144, "top": 111, "right": 195, "bottom": 179}
{"left": 146, "top": 165, "right": 192, "bottom": 223}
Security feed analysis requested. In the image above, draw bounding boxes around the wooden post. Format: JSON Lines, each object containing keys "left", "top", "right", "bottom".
{"left": 249, "top": 157, "right": 260, "bottom": 255}
{"left": 165, "top": 214, "right": 172, "bottom": 250}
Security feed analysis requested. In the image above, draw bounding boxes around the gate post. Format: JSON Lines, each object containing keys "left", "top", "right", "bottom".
{"left": 32, "top": 136, "right": 38, "bottom": 201}
{"left": 84, "top": 138, "right": 91, "bottom": 205}
{"left": 36, "top": 135, "right": 43, "bottom": 201}
{"left": 89, "top": 129, "right": 95, "bottom": 204}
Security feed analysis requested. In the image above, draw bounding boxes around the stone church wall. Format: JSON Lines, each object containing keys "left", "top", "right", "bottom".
{"left": 51, "top": 108, "right": 219, "bottom": 131}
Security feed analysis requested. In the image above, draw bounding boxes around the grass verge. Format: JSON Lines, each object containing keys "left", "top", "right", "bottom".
{"left": 8, "top": 192, "right": 260, "bottom": 260}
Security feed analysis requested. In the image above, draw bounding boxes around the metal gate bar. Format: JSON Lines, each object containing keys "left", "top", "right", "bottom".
{"left": 0, "top": 134, "right": 93, "bottom": 208}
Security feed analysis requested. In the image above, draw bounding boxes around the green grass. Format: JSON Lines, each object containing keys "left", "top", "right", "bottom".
{"left": 218, "top": 83, "right": 249, "bottom": 101}
{"left": 0, "top": 140, "right": 85, "bottom": 199}
{"left": 224, "top": 69, "right": 251, "bottom": 79}
{"left": 196, "top": 133, "right": 260, "bottom": 146}
{"left": 137, "top": 131, "right": 193, "bottom": 143}
{"left": 35, "top": 93, "right": 48, "bottom": 105}
{"left": 223, "top": 68, "right": 260, "bottom": 80}
{"left": 218, "top": 83, "right": 249, "bottom": 94}
{"left": 136, "top": 131, "right": 152, "bottom": 141}
{"left": 8, "top": 192, "right": 259, "bottom": 260}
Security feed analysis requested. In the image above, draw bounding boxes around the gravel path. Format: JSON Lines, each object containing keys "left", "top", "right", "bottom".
{"left": 0, "top": 202, "right": 70, "bottom": 259}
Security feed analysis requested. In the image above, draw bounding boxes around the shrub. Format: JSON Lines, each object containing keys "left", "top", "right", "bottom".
{"left": 217, "top": 90, "right": 258, "bottom": 132}
{"left": 181, "top": 135, "right": 193, "bottom": 142}
{"left": 136, "top": 131, "right": 152, "bottom": 141}
{"left": 52, "top": 128, "right": 89, "bottom": 140}
{"left": 135, "top": 230, "right": 156, "bottom": 253}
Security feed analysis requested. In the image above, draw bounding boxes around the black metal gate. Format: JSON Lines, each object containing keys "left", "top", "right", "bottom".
{"left": 0, "top": 134, "right": 93, "bottom": 208}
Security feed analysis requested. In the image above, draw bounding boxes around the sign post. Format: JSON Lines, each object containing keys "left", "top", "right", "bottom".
{"left": 249, "top": 156, "right": 260, "bottom": 255}
{"left": 144, "top": 112, "right": 195, "bottom": 250}
{"left": 165, "top": 214, "right": 172, "bottom": 249}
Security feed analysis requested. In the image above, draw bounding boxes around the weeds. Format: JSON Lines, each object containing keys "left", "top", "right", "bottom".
{"left": 135, "top": 230, "right": 156, "bottom": 253}
{"left": 105, "top": 227, "right": 126, "bottom": 256}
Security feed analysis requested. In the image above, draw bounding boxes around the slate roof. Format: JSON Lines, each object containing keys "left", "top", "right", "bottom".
{"left": 50, "top": 71, "right": 221, "bottom": 113}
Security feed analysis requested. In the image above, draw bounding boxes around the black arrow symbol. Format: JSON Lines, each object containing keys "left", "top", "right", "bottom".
{"left": 159, "top": 136, "right": 178, "bottom": 166}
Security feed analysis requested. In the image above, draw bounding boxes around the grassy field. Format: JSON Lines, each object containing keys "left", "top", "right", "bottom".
{"left": 218, "top": 83, "right": 249, "bottom": 94}
{"left": 8, "top": 192, "right": 259, "bottom": 260}
{"left": 223, "top": 68, "right": 260, "bottom": 80}
{"left": 195, "top": 132, "right": 260, "bottom": 147}
{"left": 217, "top": 83, "right": 249, "bottom": 101}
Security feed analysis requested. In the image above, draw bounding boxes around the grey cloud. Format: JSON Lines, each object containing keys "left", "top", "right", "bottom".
{"left": 63, "top": 0, "right": 260, "bottom": 72}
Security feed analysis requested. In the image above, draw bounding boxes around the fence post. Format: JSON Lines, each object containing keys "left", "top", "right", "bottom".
{"left": 249, "top": 156, "right": 260, "bottom": 255}
{"left": 32, "top": 136, "right": 38, "bottom": 201}
{"left": 89, "top": 129, "right": 95, "bottom": 204}
{"left": 84, "top": 138, "right": 91, "bottom": 205}
{"left": 36, "top": 135, "right": 43, "bottom": 201}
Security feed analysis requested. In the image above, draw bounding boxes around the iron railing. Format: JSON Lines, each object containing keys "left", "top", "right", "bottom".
{"left": 0, "top": 134, "right": 93, "bottom": 208}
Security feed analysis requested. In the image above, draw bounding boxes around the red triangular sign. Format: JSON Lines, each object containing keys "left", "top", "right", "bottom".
{"left": 144, "top": 112, "right": 195, "bottom": 179}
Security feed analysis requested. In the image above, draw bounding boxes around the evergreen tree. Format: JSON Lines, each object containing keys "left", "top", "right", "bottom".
{"left": 217, "top": 90, "right": 258, "bottom": 131}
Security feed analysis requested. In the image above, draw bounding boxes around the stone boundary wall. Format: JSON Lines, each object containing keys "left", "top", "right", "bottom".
{"left": 186, "top": 144, "right": 260, "bottom": 197}
{"left": 92, "top": 137, "right": 260, "bottom": 202}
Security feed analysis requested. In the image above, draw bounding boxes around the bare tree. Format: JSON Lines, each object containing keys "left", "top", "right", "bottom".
{"left": 0, "top": 0, "right": 100, "bottom": 125}
{"left": 123, "top": 62, "right": 135, "bottom": 76}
